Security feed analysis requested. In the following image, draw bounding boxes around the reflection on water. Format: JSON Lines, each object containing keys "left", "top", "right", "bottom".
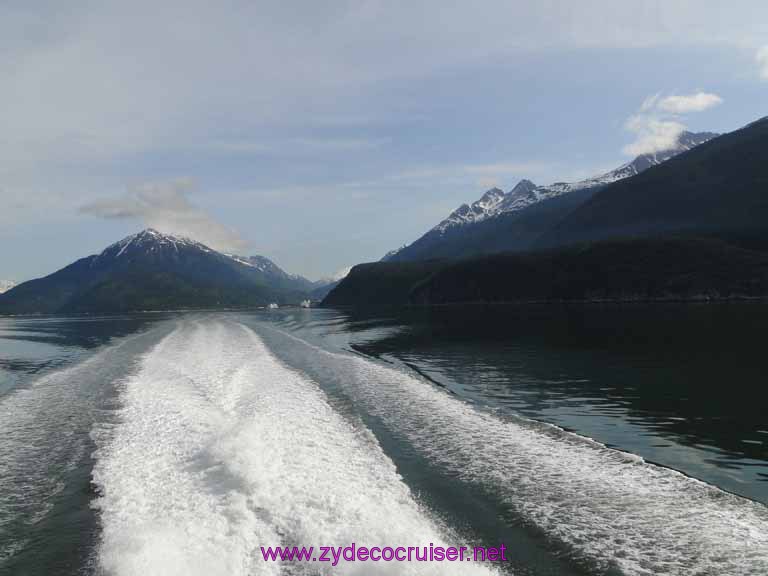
{"left": 272, "top": 304, "right": 768, "bottom": 504}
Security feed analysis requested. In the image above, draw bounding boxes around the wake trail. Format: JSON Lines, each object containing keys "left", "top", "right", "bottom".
{"left": 92, "top": 319, "right": 498, "bottom": 576}
{"left": 258, "top": 323, "right": 768, "bottom": 576}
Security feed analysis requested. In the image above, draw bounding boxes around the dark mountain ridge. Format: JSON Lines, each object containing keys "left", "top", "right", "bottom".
{"left": 0, "top": 229, "right": 310, "bottom": 314}
{"left": 324, "top": 117, "right": 768, "bottom": 308}
{"left": 386, "top": 131, "right": 718, "bottom": 263}
{"left": 537, "top": 118, "right": 768, "bottom": 249}
{"left": 410, "top": 236, "right": 768, "bottom": 306}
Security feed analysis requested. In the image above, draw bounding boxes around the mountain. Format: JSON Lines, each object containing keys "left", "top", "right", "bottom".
{"left": 307, "top": 266, "right": 353, "bottom": 301}
{"left": 385, "top": 131, "right": 717, "bottom": 262}
{"left": 410, "top": 236, "right": 768, "bottom": 306}
{"left": 536, "top": 118, "right": 768, "bottom": 249}
{"left": 0, "top": 229, "right": 309, "bottom": 315}
{"left": 324, "top": 117, "right": 768, "bottom": 308}
{"left": 0, "top": 280, "right": 16, "bottom": 294}
{"left": 379, "top": 184, "right": 600, "bottom": 263}
{"left": 322, "top": 260, "right": 448, "bottom": 308}
{"left": 228, "top": 254, "right": 315, "bottom": 293}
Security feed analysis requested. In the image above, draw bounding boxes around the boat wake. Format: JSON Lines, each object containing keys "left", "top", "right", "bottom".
{"left": 255, "top": 321, "right": 768, "bottom": 576}
{"left": 92, "top": 319, "right": 496, "bottom": 576}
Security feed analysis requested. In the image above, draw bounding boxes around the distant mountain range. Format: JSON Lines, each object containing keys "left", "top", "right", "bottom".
{"left": 305, "top": 266, "right": 353, "bottom": 301}
{"left": 535, "top": 119, "right": 768, "bottom": 249}
{"left": 0, "top": 280, "right": 16, "bottom": 294}
{"left": 227, "top": 254, "right": 317, "bottom": 293}
{"left": 326, "top": 117, "right": 768, "bottom": 307}
{"left": 5, "top": 116, "right": 766, "bottom": 314}
{"left": 384, "top": 131, "right": 718, "bottom": 262}
{"left": 0, "top": 229, "right": 329, "bottom": 314}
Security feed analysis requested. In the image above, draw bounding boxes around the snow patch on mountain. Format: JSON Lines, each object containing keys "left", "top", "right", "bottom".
{"left": 431, "top": 131, "right": 717, "bottom": 235}
{"left": 331, "top": 266, "right": 352, "bottom": 282}
{"left": 97, "top": 229, "right": 311, "bottom": 289}
{"left": 98, "top": 228, "right": 213, "bottom": 261}
{"left": 0, "top": 280, "right": 16, "bottom": 294}
{"left": 237, "top": 255, "right": 308, "bottom": 284}
{"left": 312, "top": 265, "right": 353, "bottom": 288}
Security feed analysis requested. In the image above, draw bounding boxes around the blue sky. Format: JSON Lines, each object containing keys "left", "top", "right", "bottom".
{"left": 1, "top": 1, "right": 767, "bottom": 281}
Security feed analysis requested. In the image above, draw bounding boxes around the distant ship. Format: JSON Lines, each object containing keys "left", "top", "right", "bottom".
{"left": 300, "top": 300, "right": 311, "bottom": 308}
{"left": 267, "top": 303, "right": 279, "bottom": 309}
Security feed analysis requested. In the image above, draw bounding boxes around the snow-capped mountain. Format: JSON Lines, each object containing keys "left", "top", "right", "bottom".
{"left": 430, "top": 131, "right": 718, "bottom": 236}
{"left": 0, "top": 280, "right": 16, "bottom": 294}
{"left": 381, "top": 130, "right": 718, "bottom": 263}
{"left": 229, "top": 254, "right": 314, "bottom": 291}
{"left": 0, "top": 229, "right": 313, "bottom": 314}
{"left": 95, "top": 228, "right": 216, "bottom": 260}
{"left": 95, "top": 229, "right": 313, "bottom": 291}
{"left": 330, "top": 266, "right": 352, "bottom": 282}
{"left": 305, "top": 266, "right": 353, "bottom": 301}
{"left": 307, "top": 266, "right": 350, "bottom": 288}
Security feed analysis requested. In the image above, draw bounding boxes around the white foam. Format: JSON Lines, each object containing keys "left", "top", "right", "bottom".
{"left": 267, "top": 326, "right": 768, "bottom": 576}
{"left": 93, "top": 319, "right": 498, "bottom": 576}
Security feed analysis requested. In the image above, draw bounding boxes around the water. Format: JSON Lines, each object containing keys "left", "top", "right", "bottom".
{"left": 1, "top": 306, "right": 767, "bottom": 575}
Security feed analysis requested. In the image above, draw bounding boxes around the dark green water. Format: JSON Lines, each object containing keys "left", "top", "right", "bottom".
{"left": 276, "top": 304, "right": 768, "bottom": 503}
{"left": 0, "top": 306, "right": 766, "bottom": 575}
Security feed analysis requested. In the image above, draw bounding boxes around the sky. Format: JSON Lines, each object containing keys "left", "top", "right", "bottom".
{"left": 1, "top": 1, "right": 767, "bottom": 281}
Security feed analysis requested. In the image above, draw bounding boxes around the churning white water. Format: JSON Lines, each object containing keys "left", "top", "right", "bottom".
{"left": 261, "top": 324, "right": 768, "bottom": 576}
{"left": 92, "top": 319, "right": 498, "bottom": 576}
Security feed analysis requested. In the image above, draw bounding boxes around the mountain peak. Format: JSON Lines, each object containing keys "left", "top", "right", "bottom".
{"left": 677, "top": 130, "right": 719, "bottom": 147}
{"left": 99, "top": 228, "right": 213, "bottom": 260}
{"left": 435, "top": 188, "right": 507, "bottom": 233}
{"left": 1, "top": 228, "right": 317, "bottom": 314}
{"left": 387, "top": 127, "right": 721, "bottom": 261}
{"left": 512, "top": 179, "right": 537, "bottom": 191}
{"left": 480, "top": 187, "right": 504, "bottom": 199}
{"left": 135, "top": 228, "right": 189, "bottom": 242}
{"left": 497, "top": 179, "right": 540, "bottom": 212}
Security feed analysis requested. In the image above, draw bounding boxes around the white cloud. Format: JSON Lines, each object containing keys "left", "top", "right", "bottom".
{"left": 622, "top": 116, "right": 686, "bottom": 156}
{"left": 639, "top": 93, "right": 661, "bottom": 112}
{"left": 0, "top": 1, "right": 764, "bottom": 174}
{"left": 80, "top": 179, "right": 249, "bottom": 254}
{"left": 2, "top": 1, "right": 767, "bottom": 279}
{"left": 656, "top": 92, "right": 723, "bottom": 113}
{"left": 758, "top": 45, "right": 768, "bottom": 80}
{"left": 622, "top": 91, "right": 722, "bottom": 156}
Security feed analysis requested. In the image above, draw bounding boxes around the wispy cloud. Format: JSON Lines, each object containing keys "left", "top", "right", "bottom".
{"left": 623, "top": 91, "right": 722, "bottom": 156}
{"left": 202, "top": 137, "right": 389, "bottom": 156}
{"left": 758, "top": 45, "right": 768, "bottom": 80}
{"left": 656, "top": 92, "right": 723, "bottom": 113}
{"left": 80, "top": 179, "right": 249, "bottom": 254}
{"left": 623, "top": 116, "right": 687, "bottom": 156}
